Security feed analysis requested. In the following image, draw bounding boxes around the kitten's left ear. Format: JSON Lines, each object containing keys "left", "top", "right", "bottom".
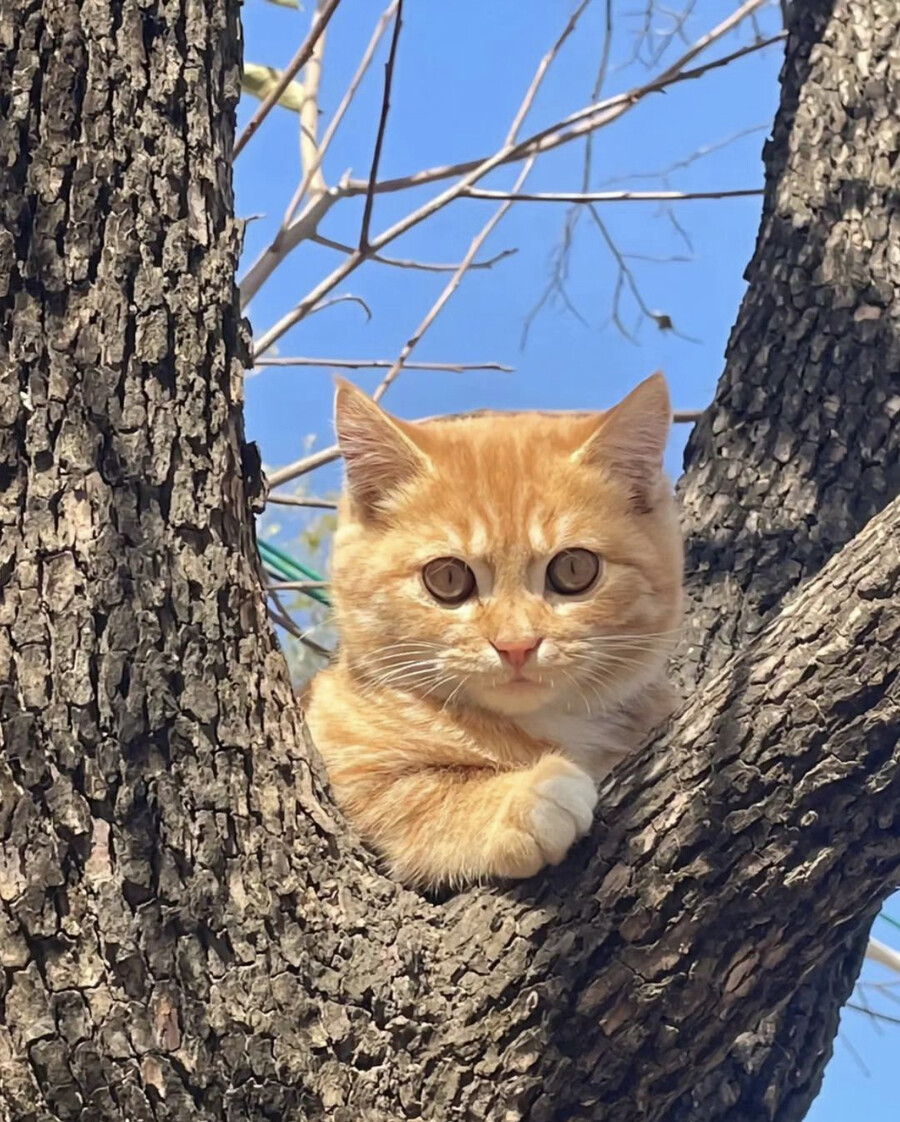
{"left": 574, "top": 371, "right": 672, "bottom": 511}
{"left": 334, "top": 379, "right": 430, "bottom": 518}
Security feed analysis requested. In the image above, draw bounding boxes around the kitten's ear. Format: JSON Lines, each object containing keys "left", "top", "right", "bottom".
{"left": 574, "top": 372, "right": 671, "bottom": 511}
{"left": 334, "top": 379, "right": 429, "bottom": 517}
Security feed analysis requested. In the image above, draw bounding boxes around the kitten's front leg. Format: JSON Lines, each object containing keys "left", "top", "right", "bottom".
{"left": 490, "top": 755, "right": 599, "bottom": 880}
{"left": 329, "top": 753, "right": 598, "bottom": 887}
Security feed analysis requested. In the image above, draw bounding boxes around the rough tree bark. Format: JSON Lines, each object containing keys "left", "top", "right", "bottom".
{"left": 0, "top": 2, "right": 898, "bottom": 1122}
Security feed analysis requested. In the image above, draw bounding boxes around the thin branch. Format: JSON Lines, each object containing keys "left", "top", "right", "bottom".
{"left": 845, "top": 1002, "right": 900, "bottom": 1029}
{"left": 311, "top": 233, "right": 518, "bottom": 273}
{"left": 523, "top": 0, "right": 612, "bottom": 347}
{"left": 240, "top": 191, "right": 338, "bottom": 310}
{"left": 253, "top": 0, "right": 590, "bottom": 360}
{"left": 241, "top": 6, "right": 397, "bottom": 307}
{"left": 266, "top": 591, "right": 332, "bottom": 658}
{"left": 589, "top": 206, "right": 655, "bottom": 339}
{"left": 255, "top": 358, "right": 514, "bottom": 372}
{"left": 367, "top": 0, "right": 592, "bottom": 405}
{"left": 250, "top": 19, "right": 783, "bottom": 355}
{"left": 462, "top": 187, "right": 763, "bottom": 204}
{"left": 296, "top": 0, "right": 328, "bottom": 199}
{"left": 241, "top": 4, "right": 399, "bottom": 306}
{"left": 267, "top": 445, "right": 343, "bottom": 487}
{"left": 506, "top": 0, "right": 593, "bottom": 142}
{"left": 265, "top": 495, "right": 338, "bottom": 509}
{"left": 303, "top": 293, "right": 373, "bottom": 323}
{"left": 288, "top": 1, "right": 400, "bottom": 225}
{"left": 342, "top": 20, "right": 782, "bottom": 198}
{"left": 372, "top": 160, "right": 535, "bottom": 405}
{"left": 597, "top": 124, "right": 768, "bottom": 187}
{"left": 359, "top": 0, "right": 404, "bottom": 250}
{"left": 267, "top": 581, "right": 331, "bottom": 591}
{"left": 234, "top": 0, "right": 343, "bottom": 159}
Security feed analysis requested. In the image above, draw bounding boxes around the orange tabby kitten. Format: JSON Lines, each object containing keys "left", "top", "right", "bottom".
{"left": 305, "top": 374, "right": 683, "bottom": 888}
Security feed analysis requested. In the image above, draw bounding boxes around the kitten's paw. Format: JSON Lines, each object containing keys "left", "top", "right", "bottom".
{"left": 529, "top": 758, "right": 598, "bottom": 864}
{"left": 494, "top": 758, "right": 598, "bottom": 879}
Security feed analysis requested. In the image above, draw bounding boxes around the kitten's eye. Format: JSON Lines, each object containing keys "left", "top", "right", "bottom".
{"left": 422, "top": 557, "right": 477, "bottom": 604}
{"left": 547, "top": 548, "right": 601, "bottom": 595}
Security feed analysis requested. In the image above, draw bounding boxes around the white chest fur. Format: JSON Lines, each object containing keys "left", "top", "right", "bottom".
{"left": 515, "top": 709, "right": 635, "bottom": 782}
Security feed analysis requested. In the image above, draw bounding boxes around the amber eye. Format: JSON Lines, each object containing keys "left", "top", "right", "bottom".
{"left": 422, "top": 557, "right": 477, "bottom": 605}
{"left": 546, "top": 549, "right": 601, "bottom": 595}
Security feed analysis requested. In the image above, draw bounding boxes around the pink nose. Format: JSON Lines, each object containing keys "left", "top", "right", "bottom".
{"left": 491, "top": 638, "right": 542, "bottom": 672}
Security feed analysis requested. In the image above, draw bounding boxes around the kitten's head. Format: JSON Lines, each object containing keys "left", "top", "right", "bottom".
{"left": 329, "top": 375, "right": 683, "bottom": 718}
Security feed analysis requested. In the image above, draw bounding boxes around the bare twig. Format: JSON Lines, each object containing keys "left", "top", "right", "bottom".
{"left": 372, "top": 161, "right": 535, "bottom": 404}
{"left": 846, "top": 1002, "right": 900, "bottom": 1029}
{"left": 266, "top": 593, "right": 332, "bottom": 658}
{"left": 302, "top": 293, "right": 372, "bottom": 323}
{"left": 507, "top": 0, "right": 593, "bottom": 139}
{"left": 234, "top": 0, "right": 343, "bottom": 159}
{"left": 589, "top": 206, "right": 655, "bottom": 339}
{"left": 359, "top": 0, "right": 404, "bottom": 250}
{"left": 368, "top": 0, "right": 593, "bottom": 404}
{"left": 265, "top": 495, "right": 338, "bottom": 509}
{"left": 522, "top": 0, "right": 613, "bottom": 347}
{"left": 240, "top": 3, "right": 399, "bottom": 306}
{"left": 296, "top": 1, "right": 328, "bottom": 199}
{"left": 264, "top": 0, "right": 593, "bottom": 481}
{"left": 341, "top": 21, "right": 782, "bottom": 198}
{"left": 255, "top": 358, "right": 513, "bottom": 372}
{"left": 250, "top": 22, "right": 784, "bottom": 354}
{"left": 597, "top": 124, "right": 768, "bottom": 187}
{"left": 287, "top": 0, "right": 400, "bottom": 225}
{"left": 267, "top": 445, "right": 343, "bottom": 487}
{"left": 267, "top": 580, "right": 331, "bottom": 592}
{"left": 240, "top": 191, "right": 338, "bottom": 310}
{"left": 463, "top": 187, "right": 763, "bottom": 204}
{"left": 311, "top": 233, "right": 517, "bottom": 273}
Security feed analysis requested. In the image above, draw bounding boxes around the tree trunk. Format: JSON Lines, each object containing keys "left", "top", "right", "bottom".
{"left": 1, "top": 2, "right": 898, "bottom": 1122}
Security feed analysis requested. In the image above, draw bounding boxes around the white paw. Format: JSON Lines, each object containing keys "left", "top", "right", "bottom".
{"left": 529, "top": 764, "right": 598, "bottom": 865}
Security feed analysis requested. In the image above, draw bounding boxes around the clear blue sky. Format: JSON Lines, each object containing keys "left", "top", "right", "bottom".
{"left": 234, "top": 2, "right": 900, "bottom": 1114}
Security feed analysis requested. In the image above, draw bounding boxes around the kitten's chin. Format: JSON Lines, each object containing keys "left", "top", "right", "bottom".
{"left": 468, "top": 679, "right": 555, "bottom": 716}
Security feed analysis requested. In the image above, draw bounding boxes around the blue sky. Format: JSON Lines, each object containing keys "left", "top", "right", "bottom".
{"left": 234, "top": 2, "right": 900, "bottom": 1113}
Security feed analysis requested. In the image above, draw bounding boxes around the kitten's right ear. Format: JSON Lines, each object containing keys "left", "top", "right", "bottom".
{"left": 334, "top": 380, "right": 429, "bottom": 517}
{"left": 573, "top": 371, "right": 672, "bottom": 512}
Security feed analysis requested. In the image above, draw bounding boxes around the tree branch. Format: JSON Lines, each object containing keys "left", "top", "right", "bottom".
{"left": 247, "top": 8, "right": 782, "bottom": 347}
{"left": 295, "top": 0, "right": 328, "bottom": 200}
{"left": 233, "top": 0, "right": 343, "bottom": 158}
{"left": 253, "top": 357, "right": 513, "bottom": 372}
{"left": 239, "top": 2, "right": 399, "bottom": 306}
{"left": 310, "top": 233, "right": 518, "bottom": 273}
{"left": 264, "top": 495, "right": 338, "bottom": 509}
{"left": 286, "top": 0, "right": 400, "bottom": 226}
{"left": 342, "top": 23, "right": 783, "bottom": 198}
{"left": 358, "top": 0, "right": 404, "bottom": 251}
{"left": 462, "top": 187, "right": 763, "bottom": 203}
{"left": 372, "top": 160, "right": 535, "bottom": 404}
